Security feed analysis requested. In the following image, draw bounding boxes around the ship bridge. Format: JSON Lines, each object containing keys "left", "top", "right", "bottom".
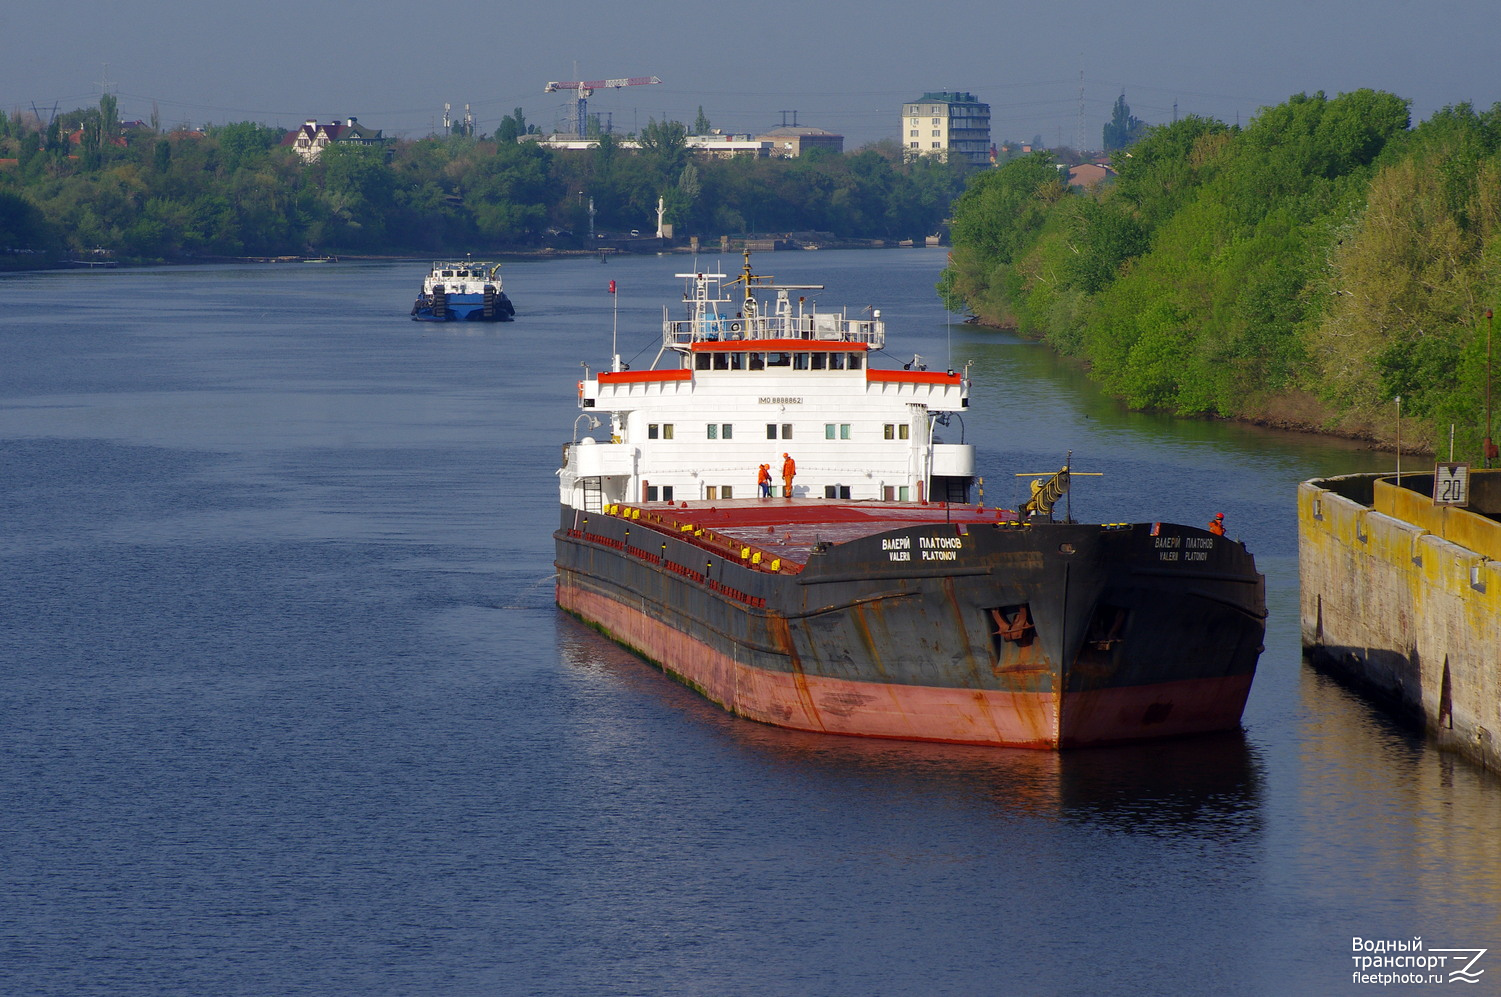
{"left": 561, "top": 252, "right": 974, "bottom": 512}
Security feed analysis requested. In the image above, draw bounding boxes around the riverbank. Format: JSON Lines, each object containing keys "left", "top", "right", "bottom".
{"left": 0, "top": 234, "right": 927, "bottom": 274}
{"left": 961, "top": 314, "right": 1438, "bottom": 456}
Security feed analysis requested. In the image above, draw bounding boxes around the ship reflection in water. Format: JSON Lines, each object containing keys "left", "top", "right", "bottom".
{"left": 558, "top": 616, "right": 1262, "bottom": 838}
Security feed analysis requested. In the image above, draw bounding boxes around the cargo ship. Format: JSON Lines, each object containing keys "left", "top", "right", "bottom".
{"left": 411, "top": 261, "right": 515, "bottom": 322}
{"left": 554, "top": 254, "right": 1266, "bottom": 748}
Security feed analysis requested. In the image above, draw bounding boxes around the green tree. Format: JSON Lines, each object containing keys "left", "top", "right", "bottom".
{"left": 1102, "top": 93, "right": 1145, "bottom": 152}
{"left": 638, "top": 119, "right": 689, "bottom": 180}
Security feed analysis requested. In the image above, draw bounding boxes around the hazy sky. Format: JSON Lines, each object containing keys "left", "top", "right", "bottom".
{"left": 5, "top": 0, "right": 1498, "bottom": 149}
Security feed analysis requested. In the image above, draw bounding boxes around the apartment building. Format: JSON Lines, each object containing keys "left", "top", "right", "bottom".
{"left": 901, "top": 92, "right": 991, "bottom": 168}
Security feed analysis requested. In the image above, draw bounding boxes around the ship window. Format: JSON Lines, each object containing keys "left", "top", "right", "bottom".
{"left": 767, "top": 424, "right": 777, "bottom": 439}
{"left": 824, "top": 485, "right": 851, "bottom": 499}
{"left": 749, "top": 352, "right": 765, "bottom": 370}
{"left": 661, "top": 485, "right": 673, "bottom": 501}
{"left": 707, "top": 423, "right": 732, "bottom": 440}
{"left": 793, "top": 353, "right": 810, "bottom": 370}
{"left": 646, "top": 485, "right": 658, "bottom": 501}
{"left": 848, "top": 353, "right": 862, "bottom": 370}
{"left": 713, "top": 353, "right": 729, "bottom": 370}
{"left": 830, "top": 353, "right": 846, "bottom": 370}
{"left": 722, "top": 485, "right": 733, "bottom": 499}
{"left": 649, "top": 424, "right": 659, "bottom": 439}
{"left": 663, "top": 425, "right": 674, "bottom": 440}
{"left": 885, "top": 424, "right": 909, "bottom": 440}
{"left": 824, "top": 423, "right": 851, "bottom": 440}
{"left": 730, "top": 353, "right": 746, "bottom": 370}
{"left": 723, "top": 424, "right": 733, "bottom": 439}
{"left": 782, "top": 423, "right": 792, "bottom": 439}
{"left": 811, "top": 353, "right": 826, "bottom": 370}
{"left": 708, "top": 424, "right": 717, "bottom": 439}
{"left": 707, "top": 486, "right": 718, "bottom": 500}
{"left": 768, "top": 352, "right": 791, "bottom": 367}
{"left": 696, "top": 353, "right": 711, "bottom": 369}
{"left": 899, "top": 485, "right": 910, "bottom": 501}
{"left": 884, "top": 424, "right": 894, "bottom": 440}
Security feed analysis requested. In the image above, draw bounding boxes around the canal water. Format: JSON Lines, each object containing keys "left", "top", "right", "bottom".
{"left": 3, "top": 250, "right": 1498, "bottom": 996}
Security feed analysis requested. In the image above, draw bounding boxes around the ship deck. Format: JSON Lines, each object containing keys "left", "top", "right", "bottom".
{"left": 620, "top": 498, "right": 1019, "bottom": 568}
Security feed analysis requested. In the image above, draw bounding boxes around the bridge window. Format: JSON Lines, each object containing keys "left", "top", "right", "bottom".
{"left": 793, "top": 353, "right": 810, "bottom": 370}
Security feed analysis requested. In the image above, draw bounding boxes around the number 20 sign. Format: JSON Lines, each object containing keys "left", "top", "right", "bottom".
{"left": 1434, "top": 463, "right": 1470, "bottom": 506}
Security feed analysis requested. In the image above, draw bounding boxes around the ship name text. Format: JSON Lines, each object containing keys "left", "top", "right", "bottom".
{"left": 883, "top": 534, "right": 964, "bottom": 562}
{"left": 759, "top": 397, "right": 803, "bottom": 405}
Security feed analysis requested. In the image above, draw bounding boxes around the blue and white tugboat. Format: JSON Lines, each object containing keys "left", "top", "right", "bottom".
{"left": 410, "top": 261, "right": 515, "bottom": 322}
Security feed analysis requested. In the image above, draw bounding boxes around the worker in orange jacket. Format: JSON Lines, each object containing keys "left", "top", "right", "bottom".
{"left": 757, "top": 463, "right": 772, "bottom": 498}
{"left": 781, "top": 453, "right": 796, "bottom": 497}
{"left": 1208, "top": 512, "right": 1226, "bottom": 536}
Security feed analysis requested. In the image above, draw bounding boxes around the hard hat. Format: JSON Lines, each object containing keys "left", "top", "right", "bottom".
{"left": 1215, "top": 512, "right": 1224, "bottom": 520}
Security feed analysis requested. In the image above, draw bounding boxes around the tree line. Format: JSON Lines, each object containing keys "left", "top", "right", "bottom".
{"left": 0, "top": 101, "right": 963, "bottom": 263}
{"left": 941, "top": 90, "right": 1501, "bottom": 456}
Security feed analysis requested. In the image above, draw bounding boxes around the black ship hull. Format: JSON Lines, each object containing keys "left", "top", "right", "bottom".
{"left": 555, "top": 504, "right": 1266, "bottom": 748}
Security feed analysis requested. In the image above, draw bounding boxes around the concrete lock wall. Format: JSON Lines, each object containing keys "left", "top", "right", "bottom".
{"left": 1299, "top": 472, "right": 1501, "bottom": 772}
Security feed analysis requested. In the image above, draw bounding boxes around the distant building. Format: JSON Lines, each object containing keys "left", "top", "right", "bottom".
{"left": 755, "top": 125, "right": 843, "bottom": 158}
{"left": 686, "top": 132, "right": 771, "bottom": 159}
{"left": 282, "top": 117, "right": 384, "bottom": 162}
{"left": 902, "top": 92, "right": 991, "bottom": 168}
{"left": 1066, "top": 163, "right": 1118, "bottom": 188}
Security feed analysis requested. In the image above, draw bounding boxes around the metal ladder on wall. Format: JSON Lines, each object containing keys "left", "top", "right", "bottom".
{"left": 581, "top": 477, "right": 603, "bottom": 513}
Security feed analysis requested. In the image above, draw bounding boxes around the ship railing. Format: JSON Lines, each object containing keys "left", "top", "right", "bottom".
{"left": 663, "top": 313, "right": 885, "bottom": 348}
{"left": 598, "top": 503, "right": 802, "bottom": 575}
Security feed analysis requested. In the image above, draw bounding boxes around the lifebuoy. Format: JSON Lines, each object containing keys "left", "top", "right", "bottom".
{"left": 730, "top": 322, "right": 741, "bottom": 332}
{"left": 577, "top": 380, "right": 584, "bottom": 402}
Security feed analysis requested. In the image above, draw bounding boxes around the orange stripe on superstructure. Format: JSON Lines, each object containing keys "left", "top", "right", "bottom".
{"left": 597, "top": 368, "right": 693, "bottom": 384}
{"left": 690, "top": 339, "right": 870, "bottom": 352}
{"left": 867, "top": 369, "right": 963, "bottom": 385}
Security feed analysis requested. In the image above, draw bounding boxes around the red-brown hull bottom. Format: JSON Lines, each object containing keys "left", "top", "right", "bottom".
{"left": 559, "top": 582, "right": 1252, "bottom": 749}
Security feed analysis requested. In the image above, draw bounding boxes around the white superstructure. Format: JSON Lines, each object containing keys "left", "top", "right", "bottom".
{"left": 560, "top": 254, "right": 974, "bottom": 512}
{"left": 421, "top": 261, "right": 502, "bottom": 297}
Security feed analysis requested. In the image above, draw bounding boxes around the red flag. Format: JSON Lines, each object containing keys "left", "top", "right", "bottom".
{"left": 608, "top": 280, "right": 616, "bottom": 294}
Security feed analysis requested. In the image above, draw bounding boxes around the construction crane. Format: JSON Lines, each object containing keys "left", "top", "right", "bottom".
{"left": 544, "top": 75, "right": 662, "bottom": 139}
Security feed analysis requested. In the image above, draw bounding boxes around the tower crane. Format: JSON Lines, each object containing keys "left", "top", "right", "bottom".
{"left": 544, "top": 75, "right": 662, "bottom": 139}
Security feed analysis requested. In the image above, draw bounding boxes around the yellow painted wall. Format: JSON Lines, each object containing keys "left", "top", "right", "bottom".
{"left": 1300, "top": 473, "right": 1501, "bottom": 771}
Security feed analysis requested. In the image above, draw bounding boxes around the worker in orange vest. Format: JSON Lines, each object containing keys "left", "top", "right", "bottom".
{"left": 757, "top": 463, "right": 772, "bottom": 498}
{"left": 1208, "top": 512, "right": 1226, "bottom": 536}
{"left": 781, "top": 453, "right": 796, "bottom": 497}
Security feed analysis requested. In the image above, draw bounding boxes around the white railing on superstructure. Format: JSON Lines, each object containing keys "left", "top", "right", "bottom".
{"left": 662, "top": 268, "right": 885, "bottom": 352}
